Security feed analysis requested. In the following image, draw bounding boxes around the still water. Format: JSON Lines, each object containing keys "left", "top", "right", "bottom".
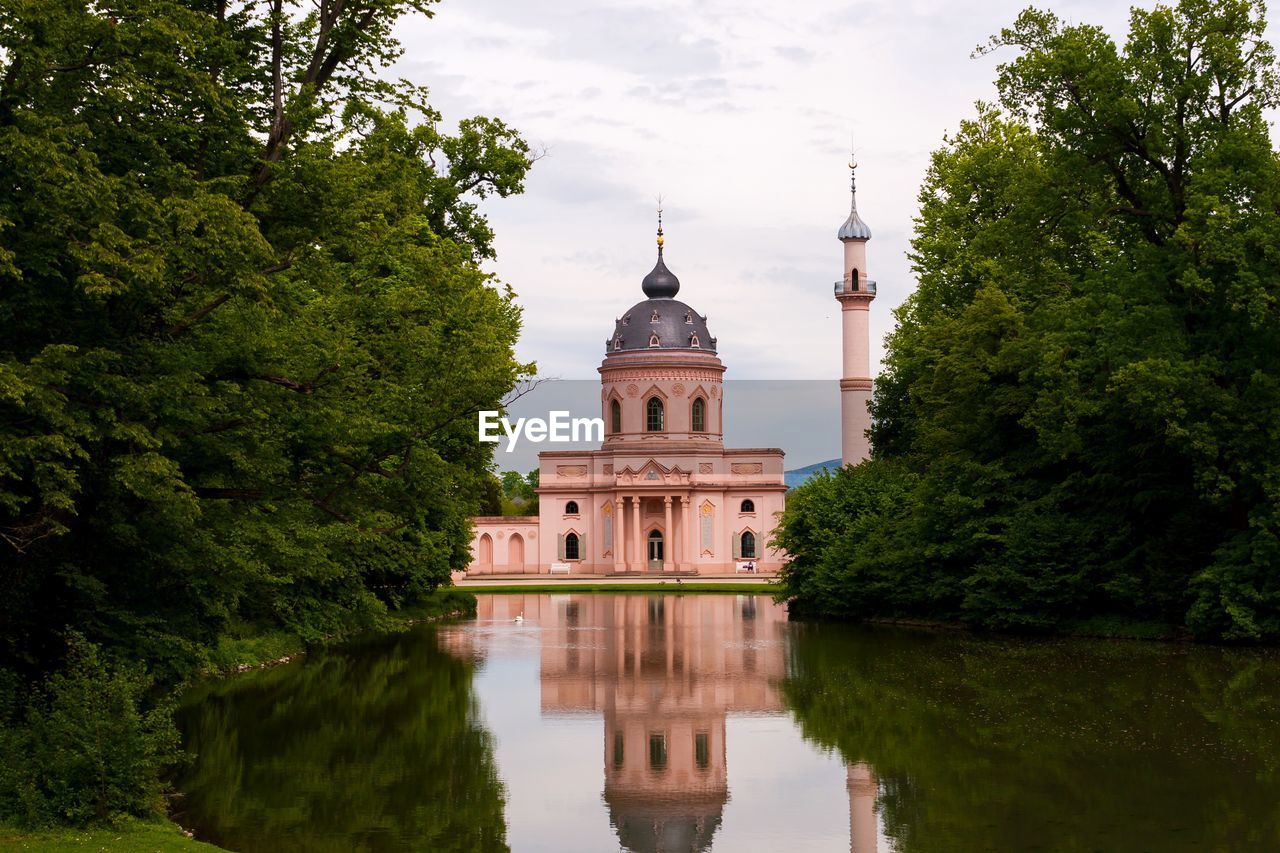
{"left": 175, "top": 593, "right": 1280, "bottom": 852}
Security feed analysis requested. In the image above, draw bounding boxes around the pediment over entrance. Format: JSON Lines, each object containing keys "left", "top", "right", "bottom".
{"left": 615, "top": 459, "right": 692, "bottom": 486}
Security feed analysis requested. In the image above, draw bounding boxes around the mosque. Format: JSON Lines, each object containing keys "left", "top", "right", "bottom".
{"left": 467, "top": 165, "right": 876, "bottom": 575}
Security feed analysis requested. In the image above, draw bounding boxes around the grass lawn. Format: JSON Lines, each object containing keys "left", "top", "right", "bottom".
{"left": 0, "top": 819, "right": 223, "bottom": 852}
{"left": 462, "top": 582, "right": 780, "bottom": 594}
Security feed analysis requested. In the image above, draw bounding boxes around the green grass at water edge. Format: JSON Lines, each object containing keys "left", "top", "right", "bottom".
{"left": 0, "top": 818, "right": 223, "bottom": 852}
{"left": 200, "top": 588, "right": 478, "bottom": 674}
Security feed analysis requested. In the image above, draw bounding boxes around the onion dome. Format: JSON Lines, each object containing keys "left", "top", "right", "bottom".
{"left": 837, "top": 160, "right": 871, "bottom": 241}
{"left": 641, "top": 252, "right": 681, "bottom": 298}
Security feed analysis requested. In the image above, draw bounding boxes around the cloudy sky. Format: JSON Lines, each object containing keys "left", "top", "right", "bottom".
{"left": 390, "top": 1, "right": 1276, "bottom": 382}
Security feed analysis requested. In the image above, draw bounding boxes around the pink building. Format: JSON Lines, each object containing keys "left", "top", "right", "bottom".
{"left": 470, "top": 169, "right": 876, "bottom": 575}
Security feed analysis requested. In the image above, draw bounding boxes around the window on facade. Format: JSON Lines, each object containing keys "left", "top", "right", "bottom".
{"left": 565, "top": 500, "right": 579, "bottom": 515}
{"left": 648, "top": 732, "right": 668, "bottom": 770}
{"left": 610, "top": 399, "right": 622, "bottom": 434}
{"left": 850, "top": 267, "right": 860, "bottom": 291}
{"left": 646, "top": 397, "right": 664, "bottom": 431}
{"left": 740, "top": 530, "right": 756, "bottom": 559}
{"left": 740, "top": 498, "right": 754, "bottom": 513}
{"left": 692, "top": 397, "right": 706, "bottom": 432}
{"left": 565, "top": 532, "right": 580, "bottom": 560}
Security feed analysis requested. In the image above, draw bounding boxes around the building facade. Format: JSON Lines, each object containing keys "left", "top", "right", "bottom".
{"left": 469, "top": 168, "right": 876, "bottom": 575}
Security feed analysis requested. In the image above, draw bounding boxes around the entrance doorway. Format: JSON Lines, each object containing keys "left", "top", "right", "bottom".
{"left": 647, "top": 529, "right": 664, "bottom": 572}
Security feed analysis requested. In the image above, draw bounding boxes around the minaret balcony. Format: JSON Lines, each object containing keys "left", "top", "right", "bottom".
{"left": 833, "top": 276, "right": 876, "bottom": 296}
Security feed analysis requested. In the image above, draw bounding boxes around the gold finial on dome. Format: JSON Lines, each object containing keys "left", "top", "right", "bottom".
{"left": 656, "top": 196, "right": 665, "bottom": 250}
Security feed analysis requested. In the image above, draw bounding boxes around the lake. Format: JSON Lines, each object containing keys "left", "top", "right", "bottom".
{"left": 174, "top": 593, "right": 1280, "bottom": 852}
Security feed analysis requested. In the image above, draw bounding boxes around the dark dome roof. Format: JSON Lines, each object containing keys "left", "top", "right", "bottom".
{"left": 609, "top": 298, "right": 715, "bottom": 353}
{"left": 608, "top": 245, "right": 715, "bottom": 354}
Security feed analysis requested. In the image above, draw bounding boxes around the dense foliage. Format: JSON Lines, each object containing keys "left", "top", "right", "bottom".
{"left": 0, "top": 0, "right": 530, "bottom": 828}
{"left": 778, "top": 0, "right": 1280, "bottom": 640}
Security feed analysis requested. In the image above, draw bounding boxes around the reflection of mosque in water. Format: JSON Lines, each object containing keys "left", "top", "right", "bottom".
{"left": 475, "top": 595, "right": 881, "bottom": 853}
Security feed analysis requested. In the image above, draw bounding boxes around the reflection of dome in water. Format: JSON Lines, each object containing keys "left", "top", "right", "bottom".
{"left": 606, "top": 790, "right": 724, "bottom": 853}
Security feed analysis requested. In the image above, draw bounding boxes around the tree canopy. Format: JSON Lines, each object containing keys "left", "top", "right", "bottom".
{"left": 778, "top": 0, "right": 1280, "bottom": 641}
{"left": 0, "top": 0, "right": 534, "bottom": 676}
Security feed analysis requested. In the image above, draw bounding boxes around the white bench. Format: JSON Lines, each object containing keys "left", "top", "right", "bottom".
{"left": 736, "top": 561, "right": 757, "bottom": 573}
{"left": 549, "top": 562, "right": 572, "bottom": 575}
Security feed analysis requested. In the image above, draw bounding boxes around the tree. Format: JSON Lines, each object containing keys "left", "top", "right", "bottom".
{"left": 0, "top": 0, "right": 535, "bottom": 676}
{"left": 780, "top": 0, "right": 1280, "bottom": 640}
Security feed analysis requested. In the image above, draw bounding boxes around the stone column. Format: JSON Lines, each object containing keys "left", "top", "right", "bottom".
{"left": 682, "top": 496, "right": 693, "bottom": 572}
{"left": 686, "top": 494, "right": 696, "bottom": 568}
{"left": 662, "top": 496, "right": 674, "bottom": 572}
{"left": 614, "top": 496, "right": 626, "bottom": 574}
{"left": 631, "top": 495, "right": 642, "bottom": 570}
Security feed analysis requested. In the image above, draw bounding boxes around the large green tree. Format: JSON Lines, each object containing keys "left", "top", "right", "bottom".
{"left": 779, "top": 0, "right": 1280, "bottom": 640}
{"left": 0, "top": 0, "right": 534, "bottom": 674}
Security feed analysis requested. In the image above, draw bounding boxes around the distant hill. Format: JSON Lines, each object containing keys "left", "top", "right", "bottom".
{"left": 784, "top": 458, "right": 841, "bottom": 489}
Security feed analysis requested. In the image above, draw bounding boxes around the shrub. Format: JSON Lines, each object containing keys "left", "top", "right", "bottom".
{"left": 0, "top": 634, "right": 180, "bottom": 827}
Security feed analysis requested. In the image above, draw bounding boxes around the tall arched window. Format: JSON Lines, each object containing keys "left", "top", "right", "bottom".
{"left": 565, "top": 500, "right": 579, "bottom": 515}
{"left": 565, "top": 532, "right": 580, "bottom": 560}
{"left": 740, "top": 499, "right": 754, "bottom": 513}
{"left": 740, "top": 530, "right": 756, "bottom": 559}
{"left": 611, "top": 399, "right": 622, "bottom": 434}
{"left": 646, "top": 397, "right": 664, "bottom": 432}
{"left": 691, "top": 397, "right": 706, "bottom": 432}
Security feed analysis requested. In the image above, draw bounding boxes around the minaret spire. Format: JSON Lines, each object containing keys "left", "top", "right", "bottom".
{"left": 834, "top": 155, "right": 875, "bottom": 465}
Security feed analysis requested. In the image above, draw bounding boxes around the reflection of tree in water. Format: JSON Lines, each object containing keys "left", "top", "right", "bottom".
{"left": 175, "top": 628, "right": 507, "bottom": 852}
{"left": 783, "top": 625, "right": 1280, "bottom": 853}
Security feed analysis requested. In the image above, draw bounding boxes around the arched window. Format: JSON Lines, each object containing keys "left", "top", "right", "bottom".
{"left": 646, "top": 397, "right": 664, "bottom": 432}
{"left": 649, "top": 333, "right": 660, "bottom": 348}
{"left": 741, "top": 530, "right": 756, "bottom": 559}
{"left": 690, "top": 333, "right": 700, "bottom": 348}
{"left": 691, "top": 397, "right": 706, "bottom": 432}
{"left": 565, "top": 500, "right": 579, "bottom": 515}
{"left": 564, "top": 532, "right": 580, "bottom": 560}
{"left": 610, "top": 399, "right": 622, "bottom": 434}
{"left": 850, "top": 267, "right": 860, "bottom": 291}
{"left": 740, "top": 499, "right": 754, "bottom": 513}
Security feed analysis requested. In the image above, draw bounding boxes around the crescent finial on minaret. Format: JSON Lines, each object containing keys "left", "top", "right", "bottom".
{"left": 838, "top": 152, "right": 871, "bottom": 241}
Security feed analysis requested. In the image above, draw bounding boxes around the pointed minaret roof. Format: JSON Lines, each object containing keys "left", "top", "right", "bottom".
{"left": 641, "top": 201, "right": 681, "bottom": 298}
{"left": 837, "top": 158, "right": 872, "bottom": 241}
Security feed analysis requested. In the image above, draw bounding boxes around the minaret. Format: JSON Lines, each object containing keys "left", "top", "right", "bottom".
{"left": 835, "top": 157, "right": 875, "bottom": 466}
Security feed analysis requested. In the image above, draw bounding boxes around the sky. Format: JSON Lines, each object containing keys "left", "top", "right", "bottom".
{"left": 388, "top": 0, "right": 1228, "bottom": 382}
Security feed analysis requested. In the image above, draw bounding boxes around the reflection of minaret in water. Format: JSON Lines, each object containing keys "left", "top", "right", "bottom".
{"left": 847, "top": 762, "right": 879, "bottom": 853}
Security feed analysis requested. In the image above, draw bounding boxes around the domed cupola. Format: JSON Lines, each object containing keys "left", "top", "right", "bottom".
{"left": 606, "top": 208, "right": 716, "bottom": 354}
